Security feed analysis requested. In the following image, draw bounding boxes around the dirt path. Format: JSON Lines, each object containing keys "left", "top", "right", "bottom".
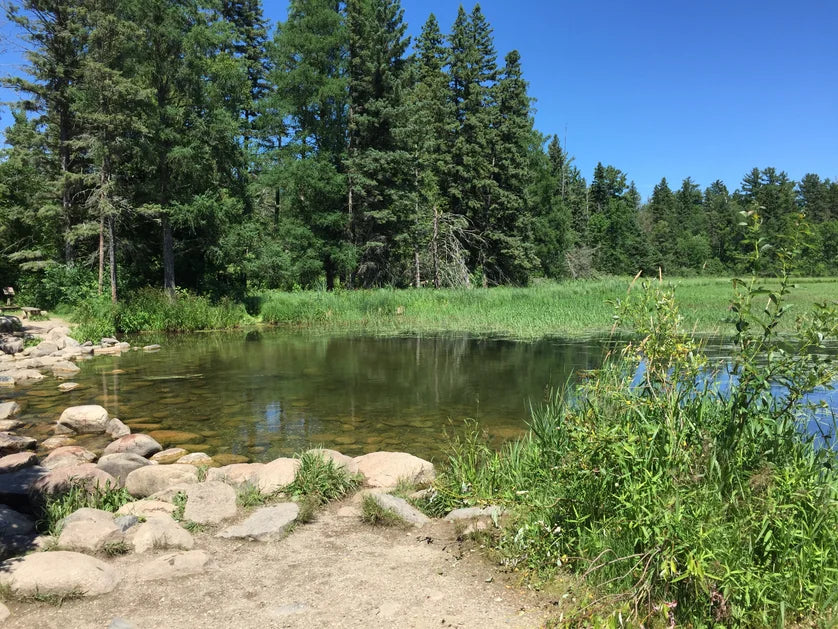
{"left": 3, "top": 498, "right": 551, "bottom": 629}
{"left": 21, "top": 316, "right": 72, "bottom": 338}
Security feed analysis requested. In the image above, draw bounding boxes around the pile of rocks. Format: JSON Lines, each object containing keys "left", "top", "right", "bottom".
{"left": 0, "top": 323, "right": 144, "bottom": 389}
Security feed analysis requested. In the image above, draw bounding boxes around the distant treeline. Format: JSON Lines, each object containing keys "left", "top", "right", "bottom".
{"left": 1, "top": 0, "right": 836, "bottom": 304}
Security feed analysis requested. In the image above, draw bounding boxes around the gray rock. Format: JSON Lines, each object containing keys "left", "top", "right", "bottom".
{"left": 216, "top": 503, "right": 299, "bottom": 542}
{"left": 11, "top": 369, "right": 44, "bottom": 384}
{"left": 0, "top": 432, "right": 36, "bottom": 456}
{"left": 101, "top": 337, "right": 119, "bottom": 347}
{"left": 444, "top": 506, "right": 504, "bottom": 521}
{"left": 108, "top": 618, "right": 137, "bottom": 629}
{"left": 116, "top": 500, "right": 176, "bottom": 518}
{"left": 0, "top": 419, "right": 23, "bottom": 431}
{"left": 349, "top": 451, "right": 435, "bottom": 488}
{"left": 42, "top": 445, "right": 97, "bottom": 470}
{"left": 58, "top": 382, "right": 79, "bottom": 392}
{"left": 33, "top": 463, "right": 117, "bottom": 494}
{"left": 177, "top": 452, "right": 212, "bottom": 465}
{"left": 57, "top": 508, "right": 122, "bottom": 553}
{"left": 183, "top": 481, "right": 237, "bottom": 525}
{"left": 42, "top": 435, "right": 75, "bottom": 450}
{"left": 0, "top": 317, "right": 22, "bottom": 333}
{"left": 137, "top": 550, "right": 210, "bottom": 581}
{"left": 97, "top": 452, "right": 153, "bottom": 486}
{"left": 105, "top": 417, "right": 131, "bottom": 439}
{"left": 128, "top": 514, "right": 194, "bottom": 553}
{"left": 0, "top": 505, "right": 35, "bottom": 537}
{"left": 368, "top": 493, "right": 431, "bottom": 527}
{"left": 0, "top": 550, "right": 120, "bottom": 597}
{"left": 142, "top": 344, "right": 161, "bottom": 352}
{"left": 0, "top": 401, "right": 20, "bottom": 420}
{"left": 51, "top": 360, "right": 81, "bottom": 376}
{"left": 0, "top": 465, "right": 46, "bottom": 504}
{"left": 114, "top": 515, "right": 140, "bottom": 532}
{"left": 0, "top": 451, "right": 38, "bottom": 473}
{"left": 124, "top": 464, "right": 198, "bottom": 498}
{"left": 56, "top": 404, "right": 110, "bottom": 434}
{"left": 28, "top": 341, "right": 59, "bottom": 358}
{"left": 0, "top": 337, "right": 23, "bottom": 355}
{"left": 104, "top": 433, "right": 161, "bottom": 458}
{"left": 0, "top": 374, "right": 15, "bottom": 387}
{"left": 306, "top": 448, "right": 352, "bottom": 469}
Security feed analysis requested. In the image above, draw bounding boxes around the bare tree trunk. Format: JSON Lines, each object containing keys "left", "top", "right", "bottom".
{"left": 414, "top": 250, "right": 421, "bottom": 288}
{"left": 98, "top": 214, "right": 105, "bottom": 295}
{"left": 108, "top": 215, "right": 117, "bottom": 303}
{"left": 432, "top": 206, "right": 440, "bottom": 289}
{"left": 162, "top": 215, "right": 175, "bottom": 300}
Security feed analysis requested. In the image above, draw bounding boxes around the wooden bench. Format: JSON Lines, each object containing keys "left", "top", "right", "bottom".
{"left": 20, "top": 307, "right": 42, "bottom": 319}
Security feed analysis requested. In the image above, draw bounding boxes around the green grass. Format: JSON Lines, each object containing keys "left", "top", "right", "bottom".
{"left": 36, "top": 483, "right": 135, "bottom": 537}
{"left": 360, "top": 494, "right": 409, "bottom": 528}
{"left": 286, "top": 451, "right": 361, "bottom": 505}
{"left": 236, "top": 482, "right": 271, "bottom": 508}
{"left": 259, "top": 277, "right": 838, "bottom": 340}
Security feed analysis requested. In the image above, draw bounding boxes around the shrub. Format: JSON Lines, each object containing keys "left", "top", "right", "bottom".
{"left": 36, "top": 483, "right": 134, "bottom": 537}
{"left": 287, "top": 451, "right": 360, "bottom": 505}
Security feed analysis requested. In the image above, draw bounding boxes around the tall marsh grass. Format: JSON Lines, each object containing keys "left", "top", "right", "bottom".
{"left": 259, "top": 277, "right": 838, "bottom": 340}
{"left": 73, "top": 288, "right": 248, "bottom": 340}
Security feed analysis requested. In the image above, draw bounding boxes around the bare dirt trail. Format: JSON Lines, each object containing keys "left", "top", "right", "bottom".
{"left": 3, "top": 498, "right": 552, "bottom": 629}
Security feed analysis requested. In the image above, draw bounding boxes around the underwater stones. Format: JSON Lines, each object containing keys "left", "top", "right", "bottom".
{"left": 211, "top": 453, "right": 249, "bottom": 466}
{"left": 148, "top": 430, "right": 202, "bottom": 446}
{"left": 150, "top": 448, "right": 189, "bottom": 464}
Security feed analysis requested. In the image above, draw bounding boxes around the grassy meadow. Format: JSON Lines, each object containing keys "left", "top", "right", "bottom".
{"left": 259, "top": 276, "right": 838, "bottom": 339}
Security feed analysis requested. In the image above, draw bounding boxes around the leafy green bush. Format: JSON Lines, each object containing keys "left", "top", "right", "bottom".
{"left": 287, "top": 451, "right": 360, "bottom": 505}
{"left": 431, "top": 217, "right": 838, "bottom": 626}
{"left": 18, "top": 264, "right": 98, "bottom": 310}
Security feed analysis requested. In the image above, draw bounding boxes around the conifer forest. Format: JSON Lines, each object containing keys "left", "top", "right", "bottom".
{"left": 1, "top": 0, "right": 836, "bottom": 303}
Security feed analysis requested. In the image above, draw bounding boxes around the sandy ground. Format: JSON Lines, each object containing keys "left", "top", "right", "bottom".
{"left": 21, "top": 316, "right": 72, "bottom": 338}
{"left": 2, "top": 498, "right": 553, "bottom": 629}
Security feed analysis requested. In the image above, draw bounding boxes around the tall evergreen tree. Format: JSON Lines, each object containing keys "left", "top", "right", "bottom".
{"left": 347, "top": 0, "right": 411, "bottom": 286}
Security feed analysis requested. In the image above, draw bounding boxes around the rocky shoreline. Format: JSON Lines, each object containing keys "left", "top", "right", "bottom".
{"left": 0, "top": 319, "right": 502, "bottom": 628}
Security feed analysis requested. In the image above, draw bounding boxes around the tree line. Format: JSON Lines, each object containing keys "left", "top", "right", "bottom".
{"left": 1, "top": 0, "right": 836, "bottom": 305}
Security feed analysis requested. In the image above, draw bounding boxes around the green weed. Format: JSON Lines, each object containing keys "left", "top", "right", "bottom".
{"left": 36, "top": 483, "right": 134, "bottom": 537}
{"left": 236, "top": 482, "right": 269, "bottom": 508}
{"left": 360, "top": 494, "right": 408, "bottom": 528}
{"left": 286, "top": 451, "right": 360, "bottom": 505}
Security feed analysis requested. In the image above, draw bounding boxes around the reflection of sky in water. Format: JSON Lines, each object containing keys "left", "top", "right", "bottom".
{"left": 632, "top": 359, "right": 838, "bottom": 450}
{"left": 264, "top": 402, "right": 282, "bottom": 432}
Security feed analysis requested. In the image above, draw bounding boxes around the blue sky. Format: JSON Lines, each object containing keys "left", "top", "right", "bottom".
{"left": 2, "top": 0, "right": 836, "bottom": 199}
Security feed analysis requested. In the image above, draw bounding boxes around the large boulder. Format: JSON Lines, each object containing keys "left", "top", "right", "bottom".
{"left": 348, "top": 451, "right": 435, "bottom": 488}
{"left": 104, "top": 433, "right": 162, "bottom": 458}
{"left": 0, "top": 432, "right": 36, "bottom": 457}
{"left": 216, "top": 503, "right": 299, "bottom": 542}
{"left": 0, "top": 505, "right": 35, "bottom": 538}
{"left": 0, "top": 451, "right": 38, "bottom": 473}
{"left": 0, "top": 317, "right": 22, "bottom": 333}
{"left": 127, "top": 515, "right": 194, "bottom": 553}
{"left": 46, "top": 326, "right": 72, "bottom": 344}
{"left": 11, "top": 369, "right": 44, "bottom": 384}
{"left": 97, "top": 452, "right": 153, "bottom": 486}
{"left": 42, "top": 445, "right": 97, "bottom": 470}
{"left": 51, "top": 360, "right": 81, "bottom": 376}
{"left": 0, "top": 466, "right": 46, "bottom": 505}
{"left": 306, "top": 448, "right": 352, "bottom": 469}
{"left": 56, "top": 405, "right": 110, "bottom": 434}
{"left": 57, "top": 508, "right": 122, "bottom": 553}
{"left": 34, "top": 463, "right": 117, "bottom": 494}
{"left": 0, "top": 419, "right": 23, "bottom": 431}
{"left": 183, "top": 481, "right": 237, "bottom": 526}
{"left": 0, "top": 401, "right": 20, "bottom": 420}
{"left": 207, "top": 462, "right": 263, "bottom": 487}
{"left": 124, "top": 464, "right": 198, "bottom": 498}
{"left": 137, "top": 550, "right": 210, "bottom": 582}
{"left": 0, "top": 551, "right": 120, "bottom": 597}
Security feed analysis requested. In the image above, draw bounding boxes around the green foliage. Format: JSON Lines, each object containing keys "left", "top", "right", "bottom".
{"left": 360, "top": 494, "right": 408, "bottom": 528}
{"left": 72, "top": 288, "right": 248, "bottom": 340}
{"left": 236, "top": 482, "right": 270, "bottom": 508}
{"left": 17, "top": 264, "right": 99, "bottom": 310}
{"left": 432, "top": 250, "right": 838, "bottom": 625}
{"left": 36, "top": 483, "right": 134, "bottom": 537}
{"left": 287, "top": 451, "right": 360, "bottom": 505}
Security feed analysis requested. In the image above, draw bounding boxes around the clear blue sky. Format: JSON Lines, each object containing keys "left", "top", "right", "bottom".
{"left": 2, "top": 0, "right": 836, "bottom": 199}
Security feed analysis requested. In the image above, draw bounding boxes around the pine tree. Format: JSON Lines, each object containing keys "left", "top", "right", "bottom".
{"left": 347, "top": 0, "right": 411, "bottom": 286}
{"left": 3, "top": 0, "right": 87, "bottom": 263}
{"left": 266, "top": 0, "right": 351, "bottom": 289}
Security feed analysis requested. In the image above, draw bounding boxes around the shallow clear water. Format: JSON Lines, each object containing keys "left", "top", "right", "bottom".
{"left": 7, "top": 332, "right": 610, "bottom": 462}
{"left": 9, "top": 331, "right": 836, "bottom": 462}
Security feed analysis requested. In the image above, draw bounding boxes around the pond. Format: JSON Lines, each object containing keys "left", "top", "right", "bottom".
{"left": 8, "top": 331, "right": 836, "bottom": 462}
{"left": 7, "top": 332, "right": 610, "bottom": 462}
